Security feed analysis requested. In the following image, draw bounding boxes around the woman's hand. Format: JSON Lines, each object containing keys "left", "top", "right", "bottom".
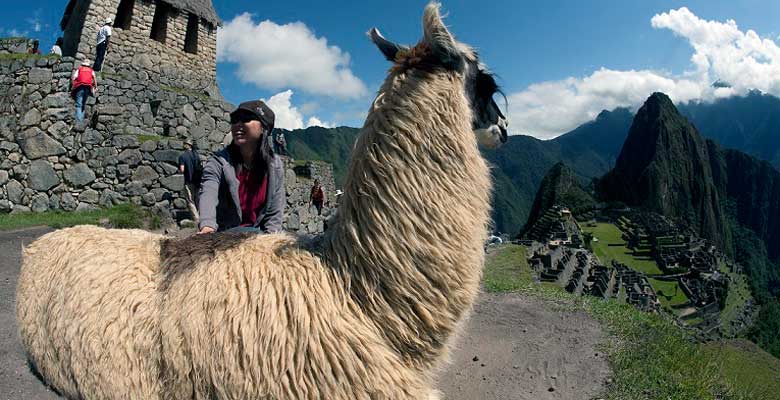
{"left": 198, "top": 226, "right": 216, "bottom": 234}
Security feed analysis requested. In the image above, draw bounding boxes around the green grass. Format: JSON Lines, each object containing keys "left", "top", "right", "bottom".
{"left": 582, "top": 223, "right": 663, "bottom": 275}
{"left": 136, "top": 134, "right": 164, "bottom": 143}
{"left": 0, "top": 204, "right": 154, "bottom": 231}
{"left": 482, "top": 244, "right": 775, "bottom": 400}
{"left": 702, "top": 340, "right": 780, "bottom": 399}
{"left": 649, "top": 278, "right": 689, "bottom": 307}
{"left": 482, "top": 244, "right": 532, "bottom": 292}
{"left": 0, "top": 53, "right": 59, "bottom": 61}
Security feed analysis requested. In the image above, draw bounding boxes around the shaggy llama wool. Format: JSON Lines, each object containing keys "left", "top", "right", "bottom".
{"left": 16, "top": 3, "right": 500, "bottom": 399}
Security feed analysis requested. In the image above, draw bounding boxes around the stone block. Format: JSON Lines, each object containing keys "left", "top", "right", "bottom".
{"left": 0, "top": 200, "right": 11, "bottom": 213}
{"left": 47, "top": 121, "right": 70, "bottom": 137}
{"left": 76, "top": 202, "right": 98, "bottom": 212}
{"left": 61, "top": 192, "right": 77, "bottom": 211}
{"left": 42, "top": 93, "right": 70, "bottom": 109}
{"left": 79, "top": 189, "right": 100, "bottom": 204}
{"left": 45, "top": 108, "right": 70, "bottom": 120}
{"left": 48, "top": 194, "right": 60, "bottom": 210}
{"left": 112, "top": 135, "right": 140, "bottom": 148}
{"left": 21, "top": 130, "right": 66, "bottom": 159}
{"left": 28, "top": 68, "right": 53, "bottom": 84}
{"left": 153, "top": 149, "right": 181, "bottom": 164}
{"left": 117, "top": 149, "right": 143, "bottom": 166}
{"left": 6, "top": 179, "right": 23, "bottom": 203}
{"left": 131, "top": 165, "right": 159, "bottom": 184}
{"left": 140, "top": 140, "right": 158, "bottom": 152}
{"left": 160, "top": 174, "right": 184, "bottom": 191}
{"left": 31, "top": 194, "right": 49, "bottom": 213}
{"left": 64, "top": 163, "right": 97, "bottom": 187}
{"left": 21, "top": 108, "right": 42, "bottom": 126}
{"left": 0, "top": 170, "right": 8, "bottom": 185}
{"left": 142, "top": 192, "right": 157, "bottom": 206}
{"left": 27, "top": 160, "right": 60, "bottom": 191}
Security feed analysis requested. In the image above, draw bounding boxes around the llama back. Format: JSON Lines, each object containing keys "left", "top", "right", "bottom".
{"left": 16, "top": 225, "right": 164, "bottom": 399}
{"left": 157, "top": 232, "right": 432, "bottom": 399}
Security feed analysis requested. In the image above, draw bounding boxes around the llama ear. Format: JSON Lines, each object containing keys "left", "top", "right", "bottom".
{"left": 422, "top": 2, "right": 463, "bottom": 71}
{"left": 368, "top": 28, "right": 405, "bottom": 62}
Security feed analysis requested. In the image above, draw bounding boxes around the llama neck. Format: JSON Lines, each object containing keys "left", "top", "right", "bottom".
{"left": 324, "top": 70, "right": 492, "bottom": 368}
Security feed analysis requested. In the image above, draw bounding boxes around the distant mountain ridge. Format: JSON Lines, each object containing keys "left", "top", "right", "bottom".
{"left": 522, "top": 162, "right": 595, "bottom": 234}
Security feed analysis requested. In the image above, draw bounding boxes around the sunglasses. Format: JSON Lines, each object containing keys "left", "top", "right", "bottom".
{"left": 230, "top": 113, "right": 259, "bottom": 124}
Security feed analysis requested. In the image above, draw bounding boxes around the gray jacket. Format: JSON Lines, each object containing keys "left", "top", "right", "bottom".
{"left": 198, "top": 147, "right": 285, "bottom": 233}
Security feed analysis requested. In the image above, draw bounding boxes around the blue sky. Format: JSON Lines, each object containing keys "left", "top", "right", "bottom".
{"left": 3, "top": 1, "right": 780, "bottom": 137}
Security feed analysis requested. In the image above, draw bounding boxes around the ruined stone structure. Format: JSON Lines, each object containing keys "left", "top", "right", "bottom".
{"left": 61, "top": 0, "right": 218, "bottom": 87}
{"left": 0, "top": 0, "right": 336, "bottom": 235}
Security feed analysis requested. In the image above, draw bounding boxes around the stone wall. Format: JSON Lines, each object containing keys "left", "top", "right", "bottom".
{"left": 0, "top": 54, "right": 334, "bottom": 235}
{"left": 0, "top": 38, "right": 34, "bottom": 55}
{"left": 63, "top": 0, "right": 217, "bottom": 86}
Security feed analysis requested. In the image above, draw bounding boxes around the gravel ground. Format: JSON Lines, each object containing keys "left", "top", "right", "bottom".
{"left": 0, "top": 227, "right": 610, "bottom": 400}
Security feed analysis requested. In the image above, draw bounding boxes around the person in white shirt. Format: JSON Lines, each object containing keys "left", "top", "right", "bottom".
{"left": 94, "top": 18, "right": 113, "bottom": 71}
{"left": 50, "top": 38, "right": 63, "bottom": 56}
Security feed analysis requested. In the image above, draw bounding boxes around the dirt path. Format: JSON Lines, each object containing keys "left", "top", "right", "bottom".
{"left": 0, "top": 228, "right": 610, "bottom": 399}
{"left": 438, "top": 293, "right": 611, "bottom": 400}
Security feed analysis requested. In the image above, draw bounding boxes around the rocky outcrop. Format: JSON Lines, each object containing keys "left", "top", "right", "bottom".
{"left": 599, "top": 92, "right": 727, "bottom": 248}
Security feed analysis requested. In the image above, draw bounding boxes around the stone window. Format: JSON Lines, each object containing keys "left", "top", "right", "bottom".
{"left": 114, "top": 0, "right": 135, "bottom": 29}
{"left": 184, "top": 13, "right": 198, "bottom": 54}
{"left": 150, "top": 1, "right": 171, "bottom": 43}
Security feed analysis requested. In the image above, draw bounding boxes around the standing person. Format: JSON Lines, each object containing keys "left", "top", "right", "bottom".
{"left": 93, "top": 18, "right": 112, "bottom": 71}
{"left": 198, "top": 100, "right": 285, "bottom": 234}
{"left": 178, "top": 140, "right": 202, "bottom": 222}
{"left": 71, "top": 60, "right": 96, "bottom": 123}
{"left": 310, "top": 179, "right": 325, "bottom": 216}
{"left": 50, "top": 38, "right": 63, "bottom": 56}
{"left": 275, "top": 131, "right": 287, "bottom": 156}
{"left": 27, "top": 40, "right": 41, "bottom": 55}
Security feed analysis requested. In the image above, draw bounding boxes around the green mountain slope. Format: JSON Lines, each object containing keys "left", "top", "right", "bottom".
{"left": 680, "top": 91, "right": 780, "bottom": 169}
{"left": 598, "top": 92, "right": 780, "bottom": 357}
{"left": 283, "top": 126, "right": 361, "bottom": 187}
{"left": 523, "top": 162, "right": 595, "bottom": 232}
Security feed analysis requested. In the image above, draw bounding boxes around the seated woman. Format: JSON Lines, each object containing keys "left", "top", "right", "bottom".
{"left": 198, "top": 100, "right": 285, "bottom": 234}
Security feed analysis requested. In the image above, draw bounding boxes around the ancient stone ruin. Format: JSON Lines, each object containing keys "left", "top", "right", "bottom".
{"left": 0, "top": 0, "right": 335, "bottom": 235}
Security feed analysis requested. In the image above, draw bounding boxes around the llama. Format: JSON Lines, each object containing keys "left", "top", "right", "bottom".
{"left": 16, "top": 3, "right": 508, "bottom": 399}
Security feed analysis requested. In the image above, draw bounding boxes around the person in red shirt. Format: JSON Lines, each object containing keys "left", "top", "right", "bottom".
{"left": 70, "top": 60, "right": 97, "bottom": 123}
{"left": 310, "top": 179, "right": 325, "bottom": 215}
{"left": 198, "top": 100, "right": 285, "bottom": 234}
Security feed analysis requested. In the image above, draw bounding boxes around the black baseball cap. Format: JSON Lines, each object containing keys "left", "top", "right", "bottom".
{"left": 231, "top": 100, "right": 275, "bottom": 131}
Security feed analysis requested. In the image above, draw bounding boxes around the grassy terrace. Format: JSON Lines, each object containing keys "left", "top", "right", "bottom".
{"left": 582, "top": 222, "right": 662, "bottom": 275}
{"left": 483, "top": 244, "right": 778, "bottom": 400}
{"left": 0, "top": 204, "right": 159, "bottom": 231}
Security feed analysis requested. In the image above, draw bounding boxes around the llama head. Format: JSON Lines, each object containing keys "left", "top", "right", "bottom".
{"left": 368, "top": 2, "right": 508, "bottom": 149}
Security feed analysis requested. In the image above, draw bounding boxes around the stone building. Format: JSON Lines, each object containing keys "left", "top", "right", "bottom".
{"left": 0, "top": 0, "right": 337, "bottom": 235}
{"left": 60, "top": 0, "right": 219, "bottom": 86}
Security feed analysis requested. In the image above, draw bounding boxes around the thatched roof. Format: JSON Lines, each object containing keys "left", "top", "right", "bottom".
{"left": 165, "top": 0, "right": 221, "bottom": 26}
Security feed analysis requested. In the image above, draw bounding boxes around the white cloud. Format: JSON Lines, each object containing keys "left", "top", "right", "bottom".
{"left": 217, "top": 14, "right": 367, "bottom": 99}
{"left": 509, "top": 7, "right": 780, "bottom": 139}
{"left": 306, "top": 116, "right": 333, "bottom": 128}
{"left": 263, "top": 90, "right": 332, "bottom": 130}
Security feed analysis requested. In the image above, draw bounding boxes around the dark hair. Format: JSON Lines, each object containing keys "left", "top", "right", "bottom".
{"left": 55, "top": 37, "right": 63, "bottom": 46}
{"left": 229, "top": 124, "right": 275, "bottom": 173}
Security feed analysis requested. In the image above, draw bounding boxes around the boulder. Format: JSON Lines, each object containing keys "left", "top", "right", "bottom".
{"left": 112, "top": 135, "right": 140, "bottom": 148}
{"left": 64, "top": 163, "right": 97, "bottom": 187}
{"left": 131, "top": 166, "right": 159, "bottom": 184}
{"left": 28, "top": 68, "right": 53, "bottom": 84}
{"left": 0, "top": 199, "right": 11, "bottom": 213}
{"left": 0, "top": 170, "right": 8, "bottom": 185}
{"left": 27, "top": 160, "right": 60, "bottom": 191}
{"left": 31, "top": 194, "right": 49, "bottom": 213}
{"left": 76, "top": 202, "right": 98, "bottom": 212}
{"left": 153, "top": 149, "right": 181, "bottom": 164}
{"left": 21, "top": 130, "right": 66, "bottom": 159}
{"left": 60, "top": 192, "right": 77, "bottom": 211}
{"left": 21, "top": 108, "right": 42, "bottom": 126}
{"left": 79, "top": 189, "right": 100, "bottom": 204}
{"left": 160, "top": 174, "right": 184, "bottom": 191}
{"left": 117, "top": 149, "right": 143, "bottom": 166}
{"left": 6, "top": 179, "right": 23, "bottom": 203}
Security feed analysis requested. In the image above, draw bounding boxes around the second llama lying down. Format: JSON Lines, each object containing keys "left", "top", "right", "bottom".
{"left": 16, "top": 3, "right": 509, "bottom": 399}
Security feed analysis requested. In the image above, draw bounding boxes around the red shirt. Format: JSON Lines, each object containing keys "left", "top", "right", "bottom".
{"left": 237, "top": 167, "right": 268, "bottom": 226}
